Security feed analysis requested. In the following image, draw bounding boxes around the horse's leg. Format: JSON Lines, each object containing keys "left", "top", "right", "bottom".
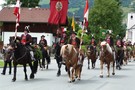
{"left": 88, "top": 58, "right": 90, "bottom": 69}
{"left": 100, "top": 61, "right": 103, "bottom": 78}
{"left": 12, "top": 63, "right": 17, "bottom": 82}
{"left": 38, "top": 58, "right": 42, "bottom": 68}
{"left": 78, "top": 65, "right": 82, "bottom": 80}
{"left": 107, "top": 63, "right": 110, "bottom": 77}
{"left": 112, "top": 61, "right": 115, "bottom": 75}
{"left": 46, "top": 58, "right": 49, "bottom": 69}
{"left": 67, "top": 66, "right": 71, "bottom": 83}
{"left": 33, "top": 60, "right": 38, "bottom": 74}
{"left": 56, "top": 58, "right": 62, "bottom": 76}
{"left": 71, "top": 66, "right": 75, "bottom": 82}
{"left": 29, "top": 62, "right": 35, "bottom": 79}
{"left": 23, "top": 64, "right": 28, "bottom": 81}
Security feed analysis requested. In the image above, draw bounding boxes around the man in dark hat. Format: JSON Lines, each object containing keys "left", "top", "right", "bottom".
{"left": 69, "top": 31, "right": 80, "bottom": 52}
{"left": 39, "top": 35, "right": 47, "bottom": 47}
{"left": 60, "top": 31, "right": 67, "bottom": 45}
{"left": 21, "top": 26, "right": 35, "bottom": 61}
{"left": 105, "top": 31, "right": 114, "bottom": 49}
{"left": 89, "top": 37, "right": 97, "bottom": 55}
{"left": 39, "top": 35, "right": 49, "bottom": 67}
{"left": 21, "top": 26, "right": 32, "bottom": 46}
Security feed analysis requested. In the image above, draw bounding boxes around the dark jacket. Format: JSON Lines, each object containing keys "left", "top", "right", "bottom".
{"left": 69, "top": 37, "right": 80, "bottom": 48}
{"left": 21, "top": 34, "right": 32, "bottom": 45}
{"left": 39, "top": 39, "right": 47, "bottom": 48}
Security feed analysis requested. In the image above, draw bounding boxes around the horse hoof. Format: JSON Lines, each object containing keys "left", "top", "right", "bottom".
{"left": 30, "top": 74, "right": 34, "bottom": 79}
{"left": 78, "top": 78, "right": 81, "bottom": 81}
{"left": 72, "top": 79, "right": 75, "bottom": 82}
{"left": 88, "top": 67, "right": 90, "bottom": 69}
{"left": 107, "top": 75, "right": 110, "bottom": 77}
{"left": 25, "top": 78, "right": 28, "bottom": 81}
{"left": 57, "top": 73, "right": 61, "bottom": 77}
{"left": 68, "top": 81, "right": 72, "bottom": 83}
{"left": 100, "top": 75, "right": 103, "bottom": 78}
{"left": 12, "top": 78, "right": 16, "bottom": 82}
{"left": 112, "top": 73, "right": 115, "bottom": 75}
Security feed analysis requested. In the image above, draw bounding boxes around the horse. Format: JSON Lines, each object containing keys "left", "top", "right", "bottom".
{"left": 52, "top": 42, "right": 67, "bottom": 76}
{"left": 99, "top": 41, "right": 115, "bottom": 78}
{"left": 115, "top": 46, "right": 124, "bottom": 70}
{"left": 86, "top": 45, "right": 97, "bottom": 69}
{"left": 10, "top": 39, "right": 38, "bottom": 82}
{"left": 39, "top": 46, "right": 51, "bottom": 70}
{"left": 1, "top": 45, "right": 13, "bottom": 75}
{"left": 60, "top": 44, "right": 84, "bottom": 82}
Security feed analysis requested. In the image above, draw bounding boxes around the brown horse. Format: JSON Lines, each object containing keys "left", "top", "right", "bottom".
{"left": 60, "top": 44, "right": 84, "bottom": 82}
{"left": 99, "top": 41, "right": 115, "bottom": 78}
{"left": 86, "top": 45, "right": 97, "bottom": 69}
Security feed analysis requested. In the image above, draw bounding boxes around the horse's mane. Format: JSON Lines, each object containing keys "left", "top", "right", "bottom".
{"left": 101, "top": 41, "right": 112, "bottom": 54}
{"left": 60, "top": 44, "right": 73, "bottom": 56}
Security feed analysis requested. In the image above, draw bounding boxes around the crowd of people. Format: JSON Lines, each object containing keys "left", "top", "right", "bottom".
{"left": 1, "top": 26, "right": 135, "bottom": 75}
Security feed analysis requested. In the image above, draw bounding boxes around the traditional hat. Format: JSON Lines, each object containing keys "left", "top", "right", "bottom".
{"left": 71, "top": 31, "right": 77, "bottom": 35}
{"left": 41, "top": 35, "right": 45, "bottom": 37}
{"left": 24, "top": 25, "right": 30, "bottom": 33}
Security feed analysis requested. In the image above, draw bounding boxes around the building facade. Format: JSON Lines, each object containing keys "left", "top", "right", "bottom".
{"left": 126, "top": 13, "right": 135, "bottom": 44}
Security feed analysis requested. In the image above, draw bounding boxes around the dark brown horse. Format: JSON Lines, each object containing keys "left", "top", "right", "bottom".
{"left": 100, "top": 41, "right": 115, "bottom": 78}
{"left": 10, "top": 39, "right": 38, "bottom": 82}
{"left": 86, "top": 45, "right": 97, "bottom": 69}
{"left": 60, "top": 44, "right": 84, "bottom": 82}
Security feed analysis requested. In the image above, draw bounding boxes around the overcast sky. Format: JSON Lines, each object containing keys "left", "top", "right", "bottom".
{"left": 0, "top": 0, "right": 6, "bottom": 10}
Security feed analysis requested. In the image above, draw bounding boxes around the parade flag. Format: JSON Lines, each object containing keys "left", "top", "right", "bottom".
{"left": 83, "top": 0, "right": 89, "bottom": 28}
{"left": 13, "top": 0, "right": 20, "bottom": 38}
{"left": 48, "top": 0, "right": 68, "bottom": 25}
{"left": 71, "top": 15, "right": 75, "bottom": 31}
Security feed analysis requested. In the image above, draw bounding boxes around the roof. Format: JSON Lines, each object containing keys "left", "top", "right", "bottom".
{"left": 0, "top": 7, "right": 50, "bottom": 23}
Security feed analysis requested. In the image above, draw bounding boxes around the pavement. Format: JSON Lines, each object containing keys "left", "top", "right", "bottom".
{"left": 0, "top": 57, "right": 135, "bottom": 90}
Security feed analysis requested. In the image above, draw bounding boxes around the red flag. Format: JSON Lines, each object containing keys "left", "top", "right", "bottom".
{"left": 83, "top": 0, "right": 89, "bottom": 28}
{"left": 48, "top": 0, "right": 68, "bottom": 25}
{"left": 14, "top": 0, "right": 20, "bottom": 25}
{"left": 13, "top": 0, "right": 20, "bottom": 38}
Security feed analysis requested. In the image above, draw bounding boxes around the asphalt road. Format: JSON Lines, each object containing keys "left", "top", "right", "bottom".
{"left": 0, "top": 57, "right": 135, "bottom": 90}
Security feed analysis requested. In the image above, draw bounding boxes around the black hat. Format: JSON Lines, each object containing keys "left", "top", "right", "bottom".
{"left": 24, "top": 26, "right": 30, "bottom": 33}
{"left": 41, "top": 35, "right": 45, "bottom": 37}
{"left": 92, "top": 37, "right": 95, "bottom": 39}
{"left": 71, "top": 31, "right": 77, "bottom": 35}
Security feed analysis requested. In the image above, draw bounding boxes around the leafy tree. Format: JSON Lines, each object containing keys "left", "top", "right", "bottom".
{"left": 88, "top": 0, "right": 125, "bottom": 41}
{"left": 4, "top": 0, "right": 40, "bottom": 7}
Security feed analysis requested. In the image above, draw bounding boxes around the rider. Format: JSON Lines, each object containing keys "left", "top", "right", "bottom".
{"left": 20, "top": 26, "right": 35, "bottom": 61}
{"left": 115, "top": 36, "right": 124, "bottom": 69}
{"left": 60, "top": 31, "right": 67, "bottom": 46}
{"left": 105, "top": 31, "right": 114, "bottom": 50}
{"left": 39, "top": 35, "right": 50, "bottom": 66}
{"left": 90, "top": 36, "right": 97, "bottom": 57}
{"left": 69, "top": 31, "right": 80, "bottom": 52}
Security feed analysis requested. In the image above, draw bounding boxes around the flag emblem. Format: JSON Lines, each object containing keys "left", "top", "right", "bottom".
{"left": 56, "top": 1, "right": 63, "bottom": 11}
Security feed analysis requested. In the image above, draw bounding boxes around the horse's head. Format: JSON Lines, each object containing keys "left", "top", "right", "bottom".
{"left": 61, "top": 44, "right": 74, "bottom": 61}
{"left": 100, "top": 41, "right": 112, "bottom": 56}
{"left": 100, "top": 41, "right": 108, "bottom": 55}
{"left": 87, "top": 45, "right": 94, "bottom": 53}
{"left": 52, "top": 42, "right": 61, "bottom": 54}
{"left": 10, "top": 37, "right": 21, "bottom": 50}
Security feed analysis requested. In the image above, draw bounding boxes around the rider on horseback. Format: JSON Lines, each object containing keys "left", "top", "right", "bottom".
{"left": 69, "top": 31, "right": 80, "bottom": 53}
{"left": 20, "top": 26, "right": 35, "bottom": 61}
{"left": 90, "top": 36, "right": 97, "bottom": 57}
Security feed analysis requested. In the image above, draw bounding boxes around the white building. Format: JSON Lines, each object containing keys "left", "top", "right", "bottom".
{"left": 126, "top": 13, "right": 135, "bottom": 44}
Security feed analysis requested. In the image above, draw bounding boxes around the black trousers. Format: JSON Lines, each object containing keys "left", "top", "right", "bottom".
{"left": 2, "top": 61, "right": 12, "bottom": 74}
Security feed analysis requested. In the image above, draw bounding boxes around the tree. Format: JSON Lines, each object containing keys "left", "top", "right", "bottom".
{"left": 4, "top": 0, "right": 40, "bottom": 7}
{"left": 88, "top": 0, "right": 125, "bottom": 41}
